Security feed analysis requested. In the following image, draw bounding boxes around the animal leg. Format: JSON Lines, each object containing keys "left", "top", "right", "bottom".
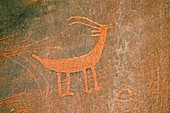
{"left": 91, "top": 67, "right": 101, "bottom": 91}
{"left": 65, "top": 72, "right": 74, "bottom": 96}
{"left": 57, "top": 72, "right": 65, "bottom": 97}
{"left": 83, "top": 70, "right": 93, "bottom": 93}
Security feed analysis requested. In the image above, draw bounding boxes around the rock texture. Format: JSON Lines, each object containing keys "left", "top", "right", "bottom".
{"left": 0, "top": 0, "right": 169, "bottom": 113}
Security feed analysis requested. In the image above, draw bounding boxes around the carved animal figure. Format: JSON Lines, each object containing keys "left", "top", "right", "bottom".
{"left": 32, "top": 16, "right": 112, "bottom": 96}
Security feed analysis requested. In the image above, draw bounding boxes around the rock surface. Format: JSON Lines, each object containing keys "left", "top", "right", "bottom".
{"left": 0, "top": 0, "right": 169, "bottom": 113}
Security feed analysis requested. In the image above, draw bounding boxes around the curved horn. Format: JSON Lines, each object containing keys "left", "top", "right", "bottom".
{"left": 68, "top": 21, "right": 99, "bottom": 29}
{"left": 67, "top": 16, "right": 102, "bottom": 26}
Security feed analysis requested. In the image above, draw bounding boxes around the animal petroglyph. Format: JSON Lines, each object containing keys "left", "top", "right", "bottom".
{"left": 114, "top": 87, "right": 141, "bottom": 112}
{"left": 32, "top": 16, "right": 113, "bottom": 97}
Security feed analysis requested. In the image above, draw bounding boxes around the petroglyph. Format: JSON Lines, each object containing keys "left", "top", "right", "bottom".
{"left": 114, "top": 87, "right": 141, "bottom": 112}
{"left": 32, "top": 16, "right": 113, "bottom": 97}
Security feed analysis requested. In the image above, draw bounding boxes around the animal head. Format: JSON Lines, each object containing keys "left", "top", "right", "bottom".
{"left": 67, "top": 16, "right": 113, "bottom": 37}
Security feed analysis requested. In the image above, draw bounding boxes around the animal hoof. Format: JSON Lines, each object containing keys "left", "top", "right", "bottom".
{"left": 66, "top": 92, "right": 75, "bottom": 96}
{"left": 58, "top": 93, "right": 66, "bottom": 97}
{"left": 85, "top": 88, "right": 93, "bottom": 94}
{"left": 95, "top": 86, "right": 101, "bottom": 91}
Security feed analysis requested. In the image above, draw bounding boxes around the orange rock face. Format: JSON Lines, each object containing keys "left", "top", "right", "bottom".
{"left": 0, "top": 0, "right": 169, "bottom": 113}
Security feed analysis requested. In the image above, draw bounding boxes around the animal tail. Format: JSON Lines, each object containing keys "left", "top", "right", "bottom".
{"left": 32, "top": 54, "right": 43, "bottom": 62}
